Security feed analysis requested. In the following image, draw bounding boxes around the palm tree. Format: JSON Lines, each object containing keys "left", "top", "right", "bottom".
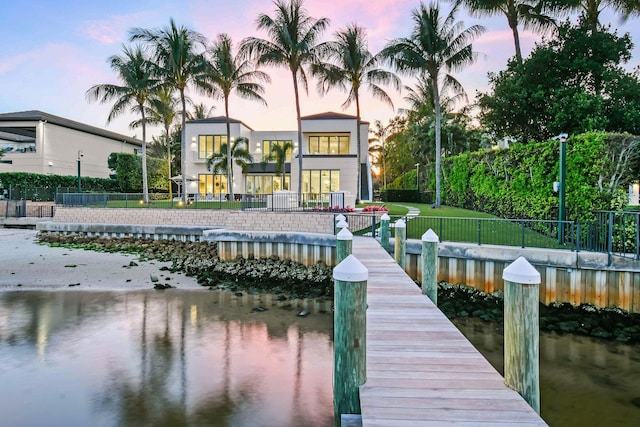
{"left": 569, "top": 0, "right": 640, "bottom": 31}
{"left": 206, "top": 137, "right": 254, "bottom": 196}
{"left": 206, "top": 33, "right": 270, "bottom": 198}
{"left": 130, "top": 19, "right": 210, "bottom": 203}
{"left": 452, "top": 0, "right": 556, "bottom": 62}
{"left": 313, "top": 24, "right": 400, "bottom": 202}
{"left": 265, "top": 140, "right": 294, "bottom": 189}
{"left": 187, "top": 102, "right": 216, "bottom": 120}
{"left": 242, "top": 0, "right": 329, "bottom": 203}
{"left": 381, "top": 3, "right": 484, "bottom": 207}
{"left": 145, "top": 87, "right": 180, "bottom": 198}
{"left": 86, "top": 44, "right": 158, "bottom": 203}
{"left": 370, "top": 120, "right": 393, "bottom": 189}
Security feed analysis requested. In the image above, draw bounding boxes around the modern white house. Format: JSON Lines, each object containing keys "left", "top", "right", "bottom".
{"left": 183, "top": 112, "right": 372, "bottom": 204}
{"left": 0, "top": 110, "right": 141, "bottom": 178}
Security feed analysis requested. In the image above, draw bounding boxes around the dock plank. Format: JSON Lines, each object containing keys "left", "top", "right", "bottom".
{"left": 352, "top": 237, "right": 547, "bottom": 427}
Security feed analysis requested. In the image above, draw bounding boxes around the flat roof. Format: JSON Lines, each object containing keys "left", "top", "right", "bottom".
{"left": 0, "top": 110, "right": 142, "bottom": 146}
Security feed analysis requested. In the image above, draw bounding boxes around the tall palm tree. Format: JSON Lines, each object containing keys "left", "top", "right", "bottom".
{"left": 145, "top": 87, "right": 180, "bottom": 198}
{"left": 382, "top": 3, "right": 484, "bottom": 207}
{"left": 86, "top": 44, "right": 158, "bottom": 203}
{"left": 242, "top": 0, "right": 329, "bottom": 203}
{"left": 452, "top": 0, "right": 556, "bottom": 62}
{"left": 130, "top": 18, "right": 210, "bottom": 203}
{"left": 206, "top": 33, "right": 270, "bottom": 198}
{"left": 206, "top": 137, "right": 254, "bottom": 195}
{"left": 313, "top": 24, "right": 400, "bottom": 202}
{"left": 568, "top": 0, "right": 640, "bottom": 31}
{"left": 265, "top": 140, "right": 294, "bottom": 189}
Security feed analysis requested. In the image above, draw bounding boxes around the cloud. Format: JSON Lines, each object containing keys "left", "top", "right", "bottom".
{"left": 77, "top": 12, "right": 156, "bottom": 45}
{"left": 0, "top": 51, "right": 36, "bottom": 74}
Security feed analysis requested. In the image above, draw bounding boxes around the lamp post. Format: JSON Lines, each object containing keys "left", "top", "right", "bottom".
{"left": 77, "top": 150, "right": 83, "bottom": 193}
{"left": 553, "top": 133, "right": 568, "bottom": 244}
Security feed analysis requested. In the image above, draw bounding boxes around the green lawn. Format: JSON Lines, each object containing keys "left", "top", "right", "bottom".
{"left": 358, "top": 202, "right": 566, "bottom": 249}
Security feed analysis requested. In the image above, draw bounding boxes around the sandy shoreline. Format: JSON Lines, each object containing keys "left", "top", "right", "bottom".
{"left": 0, "top": 228, "right": 204, "bottom": 291}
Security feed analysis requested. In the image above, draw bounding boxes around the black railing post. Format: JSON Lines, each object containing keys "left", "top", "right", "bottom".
{"left": 477, "top": 219, "right": 482, "bottom": 245}
{"left": 608, "top": 212, "right": 614, "bottom": 264}
{"left": 521, "top": 220, "right": 526, "bottom": 248}
{"left": 439, "top": 217, "right": 443, "bottom": 241}
{"left": 576, "top": 222, "right": 581, "bottom": 252}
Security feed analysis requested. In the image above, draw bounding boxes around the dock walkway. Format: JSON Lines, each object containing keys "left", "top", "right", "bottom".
{"left": 353, "top": 236, "right": 547, "bottom": 426}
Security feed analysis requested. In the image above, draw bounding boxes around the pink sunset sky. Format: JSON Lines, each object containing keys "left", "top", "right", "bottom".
{"left": 1, "top": 0, "right": 638, "bottom": 140}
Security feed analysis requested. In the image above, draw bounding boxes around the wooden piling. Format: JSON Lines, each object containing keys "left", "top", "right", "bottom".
{"left": 380, "top": 213, "right": 390, "bottom": 252}
{"left": 394, "top": 219, "right": 406, "bottom": 270}
{"left": 503, "top": 256, "right": 541, "bottom": 414}
{"left": 333, "top": 254, "right": 368, "bottom": 426}
{"left": 337, "top": 227, "right": 353, "bottom": 263}
{"left": 421, "top": 229, "right": 439, "bottom": 304}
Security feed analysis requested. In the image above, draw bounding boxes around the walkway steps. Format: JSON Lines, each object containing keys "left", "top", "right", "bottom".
{"left": 352, "top": 236, "right": 547, "bottom": 427}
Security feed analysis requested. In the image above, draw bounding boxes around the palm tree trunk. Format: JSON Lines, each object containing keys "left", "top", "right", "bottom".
{"left": 355, "top": 92, "right": 362, "bottom": 203}
{"left": 180, "top": 89, "right": 188, "bottom": 204}
{"left": 292, "top": 72, "right": 303, "bottom": 206}
{"left": 225, "top": 95, "right": 233, "bottom": 198}
{"left": 508, "top": 12, "right": 522, "bottom": 63}
{"left": 433, "top": 80, "right": 442, "bottom": 208}
{"left": 166, "top": 126, "right": 172, "bottom": 199}
{"left": 141, "top": 105, "right": 149, "bottom": 204}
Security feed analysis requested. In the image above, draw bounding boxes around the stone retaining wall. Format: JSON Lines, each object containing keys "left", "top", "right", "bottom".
{"left": 52, "top": 207, "right": 335, "bottom": 233}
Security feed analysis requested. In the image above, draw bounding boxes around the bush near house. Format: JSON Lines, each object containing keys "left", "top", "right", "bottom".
{"left": 0, "top": 172, "right": 118, "bottom": 197}
{"left": 427, "top": 132, "right": 640, "bottom": 222}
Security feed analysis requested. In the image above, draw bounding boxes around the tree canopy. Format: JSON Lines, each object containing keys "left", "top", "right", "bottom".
{"left": 479, "top": 19, "right": 640, "bottom": 142}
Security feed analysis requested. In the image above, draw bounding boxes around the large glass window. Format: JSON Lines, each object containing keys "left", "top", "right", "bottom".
{"left": 302, "top": 170, "right": 340, "bottom": 194}
{"left": 308, "top": 136, "right": 349, "bottom": 155}
{"left": 245, "top": 175, "right": 290, "bottom": 194}
{"left": 262, "top": 140, "right": 293, "bottom": 162}
{"left": 199, "top": 174, "right": 227, "bottom": 195}
{"left": 198, "top": 135, "right": 226, "bottom": 159}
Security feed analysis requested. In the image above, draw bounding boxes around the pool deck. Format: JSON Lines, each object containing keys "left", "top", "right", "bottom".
{"left": 353, "top": 236, "right": 548, "bottom": 426}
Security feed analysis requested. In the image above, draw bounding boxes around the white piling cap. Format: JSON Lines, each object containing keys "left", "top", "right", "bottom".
{"left": 335, "top": 214, "right": 347, "bottom": 222}
{"left": 503, "top": 257, "right": 540, "bottom": 284}
{"left": 422, "top": 229, "right": 439, "bottom": 242}
{"left": 381, "top": 213, "right": 390, "bottom": 221}
{"left": 395, "top": 219, "right": 406, "bottom": 228}
{"left": 336, "top": 220, "right": 349, "bottom": 229}
{"left": 337, "top": 227, "right": 353, "bottom": 240}
{"left": 333, "top": 254, "right": 368, "bottom": 282}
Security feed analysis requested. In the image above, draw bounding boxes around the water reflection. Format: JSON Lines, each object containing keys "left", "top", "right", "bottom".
{"left": 0, "top": 291, "right": 334, "bottom": 427}
{"left": 453, "top": 318, "right": 640, "bottom": 427}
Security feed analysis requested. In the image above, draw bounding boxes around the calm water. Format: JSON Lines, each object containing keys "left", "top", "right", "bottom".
{"left": 0, "top": 290, "right": 334, "bottom": 427}
{"left": 453, "top": 318, "right": 640, "bottom": 427}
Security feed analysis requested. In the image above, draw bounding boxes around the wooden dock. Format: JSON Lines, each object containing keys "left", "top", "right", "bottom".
{"left": 352, "top": 237, "right": 547, "bottom": 426}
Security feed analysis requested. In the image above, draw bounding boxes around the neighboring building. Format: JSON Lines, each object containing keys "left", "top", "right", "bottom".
{"left": 0, "top": 110, "right": 141, "bottom": 178}
{"left": 184, "top": 112, "right": 372, "bottom": 203}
